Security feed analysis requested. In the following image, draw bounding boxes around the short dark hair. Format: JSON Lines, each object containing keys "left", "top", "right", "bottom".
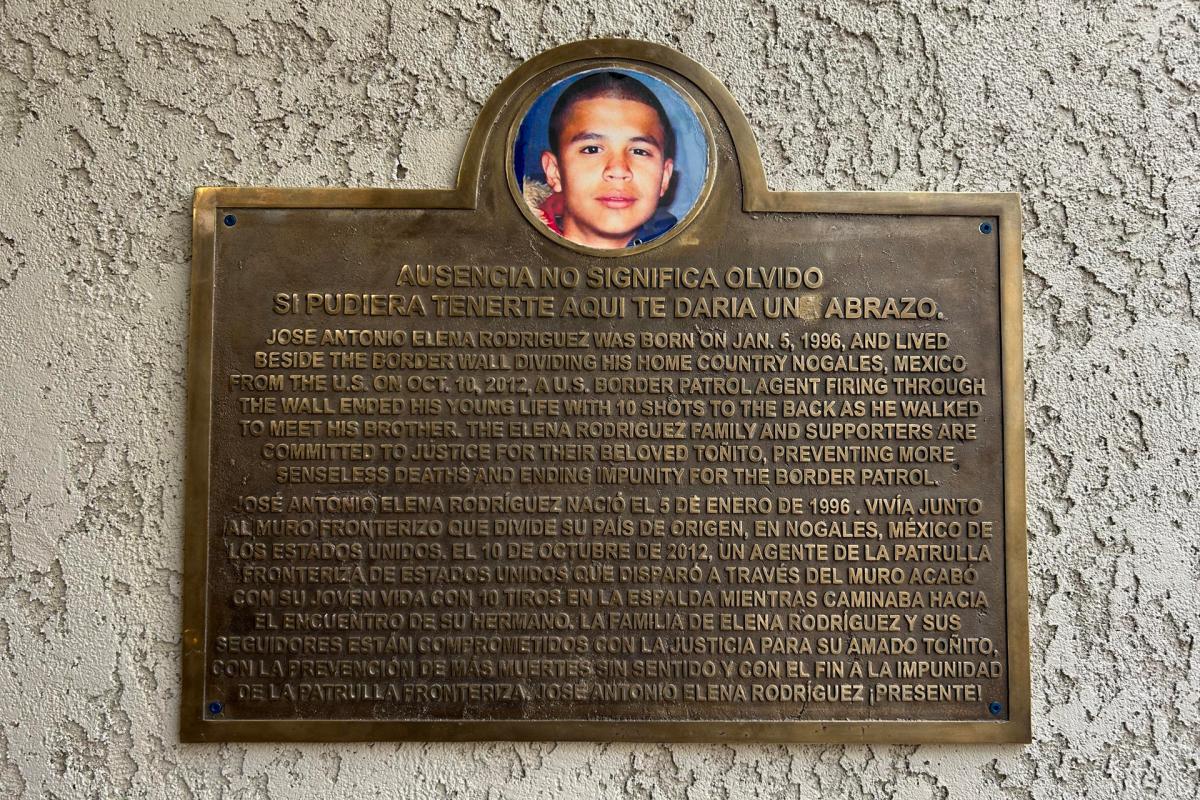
{"left": 548, "top": 71, "right": 675, "bottom": 161}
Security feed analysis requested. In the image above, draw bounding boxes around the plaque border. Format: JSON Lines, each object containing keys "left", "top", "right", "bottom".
{"left": 183, "top": 38, "right": 1029, "bottom": 745}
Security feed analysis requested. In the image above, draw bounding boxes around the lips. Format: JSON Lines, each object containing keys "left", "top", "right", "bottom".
{"left": 597, "top": 195, "right": 637, "bottom": 209}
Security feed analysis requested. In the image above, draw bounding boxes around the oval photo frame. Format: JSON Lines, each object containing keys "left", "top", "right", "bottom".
{"left": 506, "top": 63, "right": 714, "bottom": 256}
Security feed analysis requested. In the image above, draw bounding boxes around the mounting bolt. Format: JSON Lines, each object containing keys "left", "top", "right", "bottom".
{"left": 979, "top": 221, "right": 993, "bottom": 234}
{"left": 223, "top": 214, "right": 237, "bottom": 227}
{"left": 208, "top": 700, "right": 224, "bottom": 715}
{"left": 988, "top": 701, "right": 1002, "bottom": 716}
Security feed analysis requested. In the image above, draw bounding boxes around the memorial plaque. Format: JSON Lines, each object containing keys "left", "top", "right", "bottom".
{"left": 182, "top": 40, "right": 1029, "bottom": 743}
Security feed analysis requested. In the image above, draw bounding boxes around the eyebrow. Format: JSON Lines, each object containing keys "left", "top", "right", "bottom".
{"left": 567, "top": 131, "right": 662, "bottom": 149}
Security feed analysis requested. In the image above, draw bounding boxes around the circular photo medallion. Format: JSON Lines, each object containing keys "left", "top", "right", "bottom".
{"left": 509, "top": 65, "right": 713, "bottom": 255}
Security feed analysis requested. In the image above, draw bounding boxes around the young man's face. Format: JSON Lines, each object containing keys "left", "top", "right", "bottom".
{"left": 541, "top": 96, "right": 674, "bottom": 249}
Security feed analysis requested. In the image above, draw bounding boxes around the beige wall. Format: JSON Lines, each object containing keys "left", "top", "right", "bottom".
{"left": 0, "top": 1, "right": 1197, "bottom": 797}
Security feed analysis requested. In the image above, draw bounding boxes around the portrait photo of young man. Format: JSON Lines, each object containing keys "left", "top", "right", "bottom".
{"left": 513, "top": 68, "right": 709, "bottom": 251}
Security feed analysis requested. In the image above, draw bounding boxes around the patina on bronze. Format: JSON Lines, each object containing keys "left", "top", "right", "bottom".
{"left": 182, "top": 40, "right": 1029, "bottom": 743}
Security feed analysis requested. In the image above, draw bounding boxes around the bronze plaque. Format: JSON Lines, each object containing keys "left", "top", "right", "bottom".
{"left": 182, "top": 40, "right": 1029, "bottom": 743}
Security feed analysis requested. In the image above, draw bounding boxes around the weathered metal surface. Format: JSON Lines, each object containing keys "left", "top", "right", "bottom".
{"left": 182, "top": 40, "right": 1028, "bottom": 743}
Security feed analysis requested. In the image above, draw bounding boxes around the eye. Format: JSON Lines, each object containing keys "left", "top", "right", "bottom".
{"left": 631, "top": 147, "right": 656, "bottom": 158}
{"left": 580, "top": 145, "right": 601, "bottom": 154}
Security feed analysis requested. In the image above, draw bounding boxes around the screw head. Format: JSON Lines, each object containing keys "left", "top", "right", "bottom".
{"left": 208, "top": 700, "right": 224, "bottom": 715}
{"left": 223, "top": 214, "right": 237, "bottom": 227}
{"left": 988, "top": 701, "right": 1002, "bottom": 716}
{"left": 979, "top": 221, "right": 993, "bottom": 234}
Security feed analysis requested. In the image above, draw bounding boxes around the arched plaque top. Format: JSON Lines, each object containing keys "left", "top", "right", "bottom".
{"left": 194, "top": 38, "right": 1017, "bottom": 217}
{"left": 454, "top": 39, "right": 769, "bottom": 213}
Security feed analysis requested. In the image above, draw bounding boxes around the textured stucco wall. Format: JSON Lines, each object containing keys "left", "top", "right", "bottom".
{"left": 1, "top": 0, "right": 1198, "bottom": 797}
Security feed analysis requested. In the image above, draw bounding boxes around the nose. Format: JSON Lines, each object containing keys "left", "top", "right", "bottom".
{"left": 603, "top": 151, "right": 632, "bottom": 180}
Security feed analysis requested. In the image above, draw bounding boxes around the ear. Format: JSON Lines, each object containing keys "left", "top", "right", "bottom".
{"left": 541, "top": 151, "right": 563, "bottom": 192}
{"left": 658, "top": 158, "right": 675, "bottom": 197}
